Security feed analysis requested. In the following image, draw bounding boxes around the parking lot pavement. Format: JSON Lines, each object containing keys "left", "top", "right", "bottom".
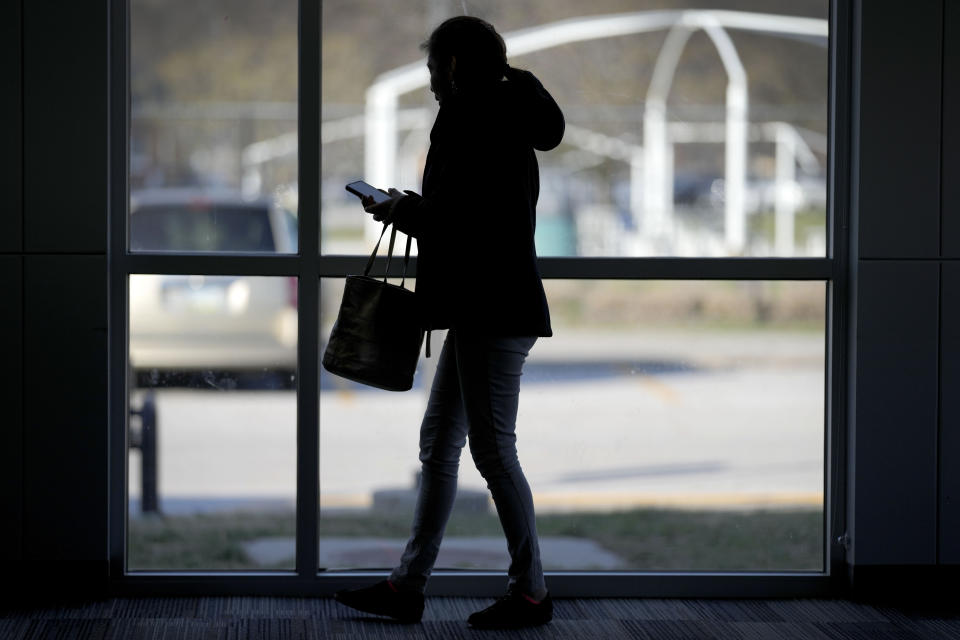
{"left": 129, "top": 329, "right": 825, "bottom": 513}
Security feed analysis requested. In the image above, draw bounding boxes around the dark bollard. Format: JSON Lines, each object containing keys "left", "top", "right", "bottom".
{"left": 130, "top": 391, "right": 160, "bottom": 514}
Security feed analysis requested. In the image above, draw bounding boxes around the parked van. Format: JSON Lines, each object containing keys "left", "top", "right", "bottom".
{"left": 129, "top": 188, "right": 298, "bottom": 379}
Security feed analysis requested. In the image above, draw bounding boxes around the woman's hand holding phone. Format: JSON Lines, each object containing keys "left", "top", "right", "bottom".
{"left": 363, "top": 187, "right": 404, "bottom": 223}
{"left": 346, "top": 180, "right": 405, "bottom": 223}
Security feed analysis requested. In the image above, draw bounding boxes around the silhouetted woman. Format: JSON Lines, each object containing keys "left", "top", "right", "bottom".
{"left": 334, "top": 16, "right": 564, "bottom": 629}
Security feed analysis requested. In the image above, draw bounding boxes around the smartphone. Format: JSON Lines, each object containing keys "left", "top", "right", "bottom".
{"left": 345, "top": 180, "right": 391, "bottom": 204}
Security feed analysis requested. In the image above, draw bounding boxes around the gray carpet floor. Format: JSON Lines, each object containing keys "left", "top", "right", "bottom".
{"left": 3, "top": 597, "right": 960, "bottom": 639}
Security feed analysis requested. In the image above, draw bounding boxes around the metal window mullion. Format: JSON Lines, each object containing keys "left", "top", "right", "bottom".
{"left": 825, "top": 0, "right": 854, "bottom": 582}
{"left": 111, "top": 255, "right": 836, "bottom": 280}
{"left": 537, "top": 257, "right": 833, "bottom": 280}
{"left": 123, "top": 253, "right": 301, "bottom": 276}
{"left": 295, "top": 0, "right": 321, "bottom": 580}
{"left": 107, "top": 0, "right": 130, "bottom": 580}
{"left": 109, "top": 571, "right": 833, "bottom": 598}
{"left": 316, "top": 255, "right": 834, "bottom": 280}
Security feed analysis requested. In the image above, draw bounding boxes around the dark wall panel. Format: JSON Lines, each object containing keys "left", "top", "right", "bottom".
{"left": 23, "top": 256, "right": 107, "bottom": 572}
{"left": 1, "top": 1, "right": 22, "bottom": 253}
{"left": 941, "top": 263, "right": 960, "bottom": 563}
{"left": 858, "top": 1, "right": 942, "bottom": 259}
{"left": 23, "top": 1, "right": 106, "bottom": 253}
{"left": 944, "top": 0, "right": 960, "bottom": 257}
{"left": 0, "top": 257, "right": 23, "bottom": 565}
{"left": 854, "top": 261, "right": 939, "bottom": 564}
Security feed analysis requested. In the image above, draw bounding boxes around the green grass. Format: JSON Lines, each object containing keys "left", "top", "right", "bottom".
{"left": 748, "top": 208, "right": 826, "bottom": 247}
{"left": 129, "top": 508, "right": 822, "bottom": 572}
{"left": 129, "top": 511, "right": 296, "bottom": 570}
{"left": 544, "top": 279, "right": 826, "bottom": 331}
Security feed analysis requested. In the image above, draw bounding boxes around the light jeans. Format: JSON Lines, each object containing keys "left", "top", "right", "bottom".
{"left": 389, "top": 329, "right": 546, "bottom": 597}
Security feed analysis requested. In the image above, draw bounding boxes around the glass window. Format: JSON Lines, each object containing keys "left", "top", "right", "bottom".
{"left": 128, "top": 275, "right": 297, "bottom": 570}
{"left": 319, "top": 279, "right": 825, "bottom": 572}
{"left": 116, "top": 0, "right": 837, "bottom": 589}
{"left": 321, "top": 1, "right": 828, "bottom": 257}
{"left": 131, "top": 198, "right": 281, "bottom": 253}
{"left": 130, "top": 0, "right": 298, "bottom": 253}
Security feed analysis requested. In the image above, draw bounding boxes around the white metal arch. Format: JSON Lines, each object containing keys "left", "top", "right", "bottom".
{"left": 364, "top": 9, "right": 828, "bottom": 249}
{"left": 643, "top": 13, "right": 749, "bottom": 252}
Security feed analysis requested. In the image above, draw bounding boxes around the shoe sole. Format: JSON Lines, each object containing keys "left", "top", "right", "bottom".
{"left": 333, "top": 594, "right": 423, "bottom": 624}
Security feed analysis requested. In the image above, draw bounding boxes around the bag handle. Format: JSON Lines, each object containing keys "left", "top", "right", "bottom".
{"left": 362, "top": 222, "right": 413, "bottom": 290}
{"left": 400, "top": 233, "right": 413, "bottom": 288}
{"left": 361, "top": 223, "right": 387, "bottom": 277}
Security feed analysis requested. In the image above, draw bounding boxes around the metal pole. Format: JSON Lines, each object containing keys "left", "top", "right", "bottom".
{"left": 775, "top": 123, "right": 798, "bottom": 256}
{"left": 700, "top": 19, "right": 748, "bottom": 255}
{"left": 644, "top": 23, "right": 692, "bottom": 246}
{"left": 139, "top": 391, "right": 159, "bottom": 514}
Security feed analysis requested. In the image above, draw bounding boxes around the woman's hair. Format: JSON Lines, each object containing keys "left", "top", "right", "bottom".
{"left": 421, "top": 16, "right": 507, "bottom": 89}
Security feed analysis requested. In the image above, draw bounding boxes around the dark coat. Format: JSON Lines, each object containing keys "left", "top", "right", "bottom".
{"left": 390, "top": 68, "right": 564, "bottom": 337}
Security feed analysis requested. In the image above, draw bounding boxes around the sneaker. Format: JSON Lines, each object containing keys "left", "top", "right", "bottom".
{"left": 333, "top": 580, "right": 425, "bottom": 623}
{"left": 467, "top": 588, "right": 553, "bottom": 629}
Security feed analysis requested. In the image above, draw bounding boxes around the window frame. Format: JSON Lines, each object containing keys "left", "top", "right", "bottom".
{"left": 108, "top": 0, "right": 851, "bottom": 596}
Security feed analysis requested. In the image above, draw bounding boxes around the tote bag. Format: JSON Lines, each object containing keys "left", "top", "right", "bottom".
{"left": 322, "top": 222, "right": 424, "bottom": 391}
